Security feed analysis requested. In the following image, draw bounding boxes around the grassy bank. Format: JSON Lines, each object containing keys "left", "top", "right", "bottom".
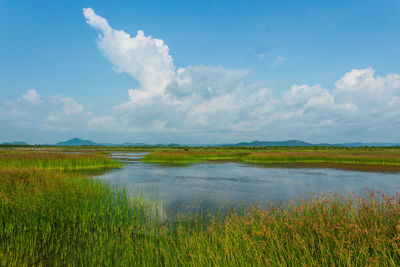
{"left": 242, "top": 151, "right": 400, "bottom": 165}
{"left": 143, "top": 151, "right": 247, "bottom": 164}
{"left": 2, "top": 168, "right": 400, "bottom": 265}
{"left": 0, "top": 151, "right": 122, "bottom": 170}
{"left": 0, "top": 168, "right": 162, "bottom": 266}
{"left": 2, "top": 150, "right": 400, "bottom": 265}
{"left": 143, "top": 149, "right": 400, "bottom": 168}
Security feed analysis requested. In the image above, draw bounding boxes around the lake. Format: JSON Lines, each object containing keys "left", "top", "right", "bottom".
{"left": 97, "top": 153, "right": 400, "bottom": 212}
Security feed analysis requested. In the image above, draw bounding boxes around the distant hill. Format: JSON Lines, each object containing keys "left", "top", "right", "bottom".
{"left": 55, "top": 138, "right": 149, "bottom": 146}
{"left": 154, "top": 143, "right": 180, "bottom": 147}
{"left": 337, "top": 142, "right": 400, "bottom": 147}
{"left": 56, "top": 138, "right": 98, "bottom": 146}
{"left": 2, "top": 137, "right": 399, "bottom": 147}
{"left": 233, "top": 140, "right": 313, "bottom": 147}
{"left": 231, "top": 140, "right": 400, "bottom": 147}
{"left": 0, "top": 141, "right": 28, "bottom": 145}
{"left": 119, "top": 142, "right": 149, "bottom": 146}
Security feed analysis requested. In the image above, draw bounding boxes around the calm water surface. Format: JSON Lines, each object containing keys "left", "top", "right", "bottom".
{"left": 97, "top": 153, "right": 400, "bottom": 211}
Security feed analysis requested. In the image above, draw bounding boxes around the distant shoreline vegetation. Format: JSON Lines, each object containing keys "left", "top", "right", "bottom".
{"left": 2, "top": 137, "right": 400, "bottom": 147}
{"left": 0, "top": 151, "right": 122, "bottom": 170}
{"left": 142, "top": 148, "right": 400, "bottom": 168}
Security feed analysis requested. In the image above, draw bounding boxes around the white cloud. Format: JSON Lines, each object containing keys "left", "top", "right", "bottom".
{"left": 0, "top": 90, "right": 90, "bottom": 138}
{"left": 2, "top": 9, "right": 400, "bottom": 144}
{"left": 272, "top": 55, "right": 285, "bottom": 67}
{"left": 80, "top": 8, "right": 400, "bottom": 143}
{"left": 20, "top": 89, "right": 40, "bottom": 102}
{"left": 388, "top": 96, "right": 400, "bottom": 106}
{"left": 257, "top": 53, "right": 265, "bottom": 60}
{"left": 167, "top": 65, "right": 250, "bottom": 99}
{"left": 83, "top": 7, "right": 175, "bottom": 102}
{"left": 59, "top": 97, "right": 84, "bottom": 115}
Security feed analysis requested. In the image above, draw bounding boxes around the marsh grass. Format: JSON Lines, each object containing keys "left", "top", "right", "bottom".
{"left": 143, "top": 150, "right": 400, "bottom": 169}
{"left": 0, "top": 168, "right": 164, "bottom": 266}
{"left": 143, "top": 151, "right": 247, "bottom": 164}
{"left": 0, "top": 151, "right": 122, "bottom": 170}
{"left": 2, "top": 168, "right": 400, "bottom": 266}
{"left": 243, "top": 151, "right": 400, "bottom": 165}
{"left": 2, "top": 150, "right": 400, "bottom": 265}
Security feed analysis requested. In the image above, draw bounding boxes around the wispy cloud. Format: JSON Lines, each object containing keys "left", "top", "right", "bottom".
{"left": 272, "top": 55, "right": 285, "bottom": 67}
{"left": 19, "top": 89, "right": 41, "bottom": 103}
{"left": 256, "top": 53, "right": 266, "bottom": 60}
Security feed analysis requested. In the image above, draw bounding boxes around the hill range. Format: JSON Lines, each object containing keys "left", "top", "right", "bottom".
{"left": 1, "top": 138, "right": 400, "bottom": 147}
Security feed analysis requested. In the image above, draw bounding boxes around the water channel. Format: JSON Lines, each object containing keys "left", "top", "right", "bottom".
{"left": 97, "top": 153, "right": 400, "bottom": 212}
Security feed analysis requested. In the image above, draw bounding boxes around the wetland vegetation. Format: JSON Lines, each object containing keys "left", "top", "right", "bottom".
{"left": 143, "top": 147, "right": 400, "bottom": 172}
{"left": 0, "top": 151, "right": 122, "bottom": 170}
{"left": 1, "top": 147, "right": 400, "bottom": 265}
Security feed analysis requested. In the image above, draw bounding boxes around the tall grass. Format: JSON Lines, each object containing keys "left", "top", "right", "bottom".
{"left": 143, "top": 150, "right": 400, "bottom": 167}
{"left": 2, "top": 168, "right": 400, "bottom": 265}
{"left": 0, "top": 168, "right": 163, "bottom": 266}
{"left": 0, "top": 151, "right": 122, "bottom": 170}
{"left": 143, "top": 151, "right": 247, "bottom": 164}
{"left": 2, "top": 150, "right": 400, "bottom": 265}
{"left": 242, "top": 151, "right": 400, "bottom": 165}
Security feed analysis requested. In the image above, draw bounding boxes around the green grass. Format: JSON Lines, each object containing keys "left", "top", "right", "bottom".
{"left": 2, "top": 150, "right": 400, "bottom": 265}
{"left": 0, "top": 151, "right": 122, "bottom": 170}
{"left": 0, "top": 168, "right": 162, "bottom": 266}
{"left": 143, "top": 149, "right": 400, "bottom": 168}
{"left": 242, "top": 151, "right": 400, "bottom": 165}
{"left": 2, "top": 168, "right": 400, "bottom": 265}
{"left": 143, "top": 151, "right": 247, "bottom": 164}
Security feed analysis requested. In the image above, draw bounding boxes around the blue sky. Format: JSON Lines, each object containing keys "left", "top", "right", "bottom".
{"left": 1, "top": 0, "right": 400, "bottom": 144}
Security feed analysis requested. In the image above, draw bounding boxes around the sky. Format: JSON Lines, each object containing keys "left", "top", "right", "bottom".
{"left": 1, "top": 0, "right": 400, "bottom": 144}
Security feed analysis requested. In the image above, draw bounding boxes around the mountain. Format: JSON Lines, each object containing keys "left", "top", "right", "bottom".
{"left": 154, "top": 143, "right": 180, "bottom": 147}
{"left": 96, "top": 142, "right": 149, "bottom": 146}
{"left": 337, "top": 142, "right": 400, "bottom": 147}
{"left": 55, "top": 138, "right": 150, "bottom": 146}
{"left": 6, "top": 137, "right": 399, "bottom": 147}
{"left": 233, "top": 140, "right": 313, "bottom": 147}
{"left": 230, "top": 140, "right": 400, "bottom": 147}
{"left": 56, "top": 138, "right": 98, "bottom": 146}
{"left": 0, "top": 141, "right": 28, "bottom": 145}
{"left": 120, "top": 142, "right": 149, "bottom": 146}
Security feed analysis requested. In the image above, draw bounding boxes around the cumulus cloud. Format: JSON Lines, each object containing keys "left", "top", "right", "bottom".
{"left": 20, "top": 89, "right": 40, "bottom": 102}
{"left": 2, "top": 8, "right": 400, "bottom": 144}
{"left": 83, "top": 7, "right": 175, "bottom": 101}
{"left": 80, "top": 8, "right": 400, "bottom": 142}
{"left": 59, "top": 97, "right": 84, "bottom": 115}
{"left": 0, "top": 90, "right": 89, "bottom": 137}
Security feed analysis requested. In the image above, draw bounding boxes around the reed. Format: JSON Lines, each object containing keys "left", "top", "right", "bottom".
{"left": 2, "top": 150, "right": 400, "bottom": 265}
{"left": 0, "top": 168, "right": 163, "bottom": 266}
{"left": 242, "top": 151, "right": 400, "bottom": 165}
{"left": 0, "top": 151, "right": 122, "bottom": 170}
{"left": 143, "top": 151, "right": 247, "bottom": 164}
{"left": 143, "top": 150, "right": 400, "bottom": 167}
{"left": 2, "top": 167, "right": 400, "bottom": 266}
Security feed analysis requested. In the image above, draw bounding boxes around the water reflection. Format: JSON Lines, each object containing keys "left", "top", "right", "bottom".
{"left": 96, "top": 154, "right": 400, "bottom": 214}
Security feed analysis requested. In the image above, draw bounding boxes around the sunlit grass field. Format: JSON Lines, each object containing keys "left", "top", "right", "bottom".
{"left": 143, "top": 148, "right": 400, "bottom": 168}
{"left": 1, "top": 149, "right": 400, "bottom": 265}
{"left": 0, "top": 151, "right": 122, "bottom": 170}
